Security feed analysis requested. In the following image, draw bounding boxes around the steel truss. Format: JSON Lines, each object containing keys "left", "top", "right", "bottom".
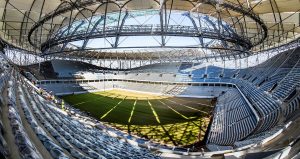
{"left": 41, "top": 24, "right": 251, "bottom": 52}
{"left": 27, "top": 0, "right": 268, "bottom": 59}
{"left": 2, "top": 37, "right": 299, "bottom": 69}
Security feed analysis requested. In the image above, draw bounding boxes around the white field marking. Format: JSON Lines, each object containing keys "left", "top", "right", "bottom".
{"left": 128, "top": 99, "right": 137, "bottom": 123}
{"left": 70, "top": 92, "right": 117, "bottom": 106}
{"left": 100, "top": 96, "right": 127, "bottom": 119}
{"left": 171, "top": 97, "right": 214, "bottom": 107}
{"left": 148, "top": 100, "right": 161, "bottom": 124}
{"left": 157, "top": 100, "right": 189, "bottom": 120}
{"left": 164, "top": 98, "right": 208, "bottom": 114}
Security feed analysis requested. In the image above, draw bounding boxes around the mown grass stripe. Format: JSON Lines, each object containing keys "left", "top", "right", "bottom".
{"left": 158, "top": 100, "right": 189, "bottom": 120}
{"left": 159, "top": 125, "right": 177, "bottom": 146}
{"left": 148, "top": 100, "right": 161, "bottom": 124}
{"left": 100, "top": 96, "right": 126, "bottom": 119}
{"left": 128, "top": 99, "right": 137, "bottom": 123}
{"left": 62, "top": 89, "right": 213, "bottom": 146}
{"left": 71, "top": 92, "right": 117, "bottom": 106}
{"left": 169, "top": 97, "right": 214, "bottom": 107}
{"left": 165, "top": 98, "right": 208, "bottom": 114}
{"left": 72, "top": 96, "right": 106, "bottom": 106}
{"left": 179, "top": 121, "right": 190, "bottom": 142}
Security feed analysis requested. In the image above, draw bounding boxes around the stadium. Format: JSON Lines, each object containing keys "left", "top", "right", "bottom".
{"left": 0, "top": 0, "right": 300, "bottom": 158}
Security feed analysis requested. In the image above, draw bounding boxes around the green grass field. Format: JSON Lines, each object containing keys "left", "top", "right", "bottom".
{"left": 62, "top": 89, "right": 214, "bottom": 146}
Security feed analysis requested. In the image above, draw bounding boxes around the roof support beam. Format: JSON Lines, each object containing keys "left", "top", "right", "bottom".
{"left": 204, "top": 15, "right": 228, "bottom": 48}
{"left": 114, "top": 10, "right": 129, "bottom": 48}
{"left": 53, "top": 19, "right": 69, "bottom": 39}
{"left": 37, "top": 0, "right": 46, "bottom": 50}
{"left": 60, "top": 20, "right": 85, "bottom": 52}
{"left": 19, "top": 11, "right": 28, "bottom": 45}
{"left": 159, "top": 2, "right": 166, "bottom": 47}
{"left": 28, "top": 0, "right": 97, "bottom": 47}
{"left": 81, "top": 16, "right": 104, "bottom": 49}
{"left": 184, "top": 12, "right": 203, "bottom": 46}
{"left": 272, "top": 0, "right": 285, "bottom": 40}
{"left": 1, "top": 0, "right": 10, "bottom": 33}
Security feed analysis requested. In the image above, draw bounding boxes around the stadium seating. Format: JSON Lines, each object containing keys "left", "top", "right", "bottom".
{"left": 191, "top": 67, "right": 206, "bottom": 79}
{"left": 38, "top": 83, "right": 94, "bottom": 94}
{"left": 129, "top": 63, "right": 180, "bottom": 74}
{"left": 1, "top": 41, "right": 300, "bottom": 158}
{"left": 8, "top": 84, "right": 43, "bottom": 158}
{"left": 51, "top": 60, "right": 102, "bottom": 78}
{"left": 207, "top": 88, "right": 258, "bottom": 146}
{"left": 36, "top": 43, "right": 300, "bottom": 148}
{"left": 206, "top": 66, "right": 223, "bottom": 78}
{"left": 284, "top": 95, "right": 300, "bottom": 119}
{"left": 272, "top": 60, "right": 300, "bottom": 100}
{"left": 178, "top": 62, "right": 192, "bottom": 74}
{"left": 25, "top": 86, "right": 159, "bottom": 159}
{"left": 0, "top": 55, "right": 160, "bottom": 158}
{"left": 11, "top": 76, "right": 160, "bottom": 158}
{"left": 233, "top": 125, "right": 284, "bottom": 148}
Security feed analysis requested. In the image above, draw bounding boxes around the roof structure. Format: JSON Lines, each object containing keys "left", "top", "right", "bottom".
{"left": 0, "top": 0, "right": 299, "bottom": 60}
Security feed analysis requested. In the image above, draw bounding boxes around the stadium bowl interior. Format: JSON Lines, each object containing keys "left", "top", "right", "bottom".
{"left": 0, "top": 0, "right": 300, "bottom": 158}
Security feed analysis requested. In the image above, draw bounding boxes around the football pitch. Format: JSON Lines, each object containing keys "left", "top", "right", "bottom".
{"left": 62, "top": 89, "right": 215, "bottom": 146}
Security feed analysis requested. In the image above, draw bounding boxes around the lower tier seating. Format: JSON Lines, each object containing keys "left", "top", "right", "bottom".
{"left": 20, "top": 78, "right": 160, "bottom": 159}
{"left": 207, "top": 89, "right": 258, "bottom": 145}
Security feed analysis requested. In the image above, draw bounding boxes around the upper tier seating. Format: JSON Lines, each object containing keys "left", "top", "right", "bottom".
{"left": 272, "top": 58, "right": 300, "bottom": 100}
{"left": 257, "top": 48, "right": 300, "bottom": 91}
{"left": 178, "top": 62, "right": 193, "bottom": 74}
{"left": 38, "top": 83, "right": 94, "bottom": 94}
{"left": 246, "top": 52, "right": 289, "bottom": 85}
{"left": 129, "top": 63, "right": 180, "bottom": 74}
{"left": 206, "top": 66, "right": 223, "bottom": 78}
{"left": 51, "top": 60, "right": 102, "bottom": 78}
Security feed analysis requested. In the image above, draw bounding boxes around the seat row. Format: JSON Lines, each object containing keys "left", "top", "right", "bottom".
{"left": 7, "top": 79, "right": 45, "bottom": 159}
{"left": 207, "top": 89, "right": 258, "bottom": 145}
{"left": 234, "top": 79, "right": 281, "bottom": 133}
